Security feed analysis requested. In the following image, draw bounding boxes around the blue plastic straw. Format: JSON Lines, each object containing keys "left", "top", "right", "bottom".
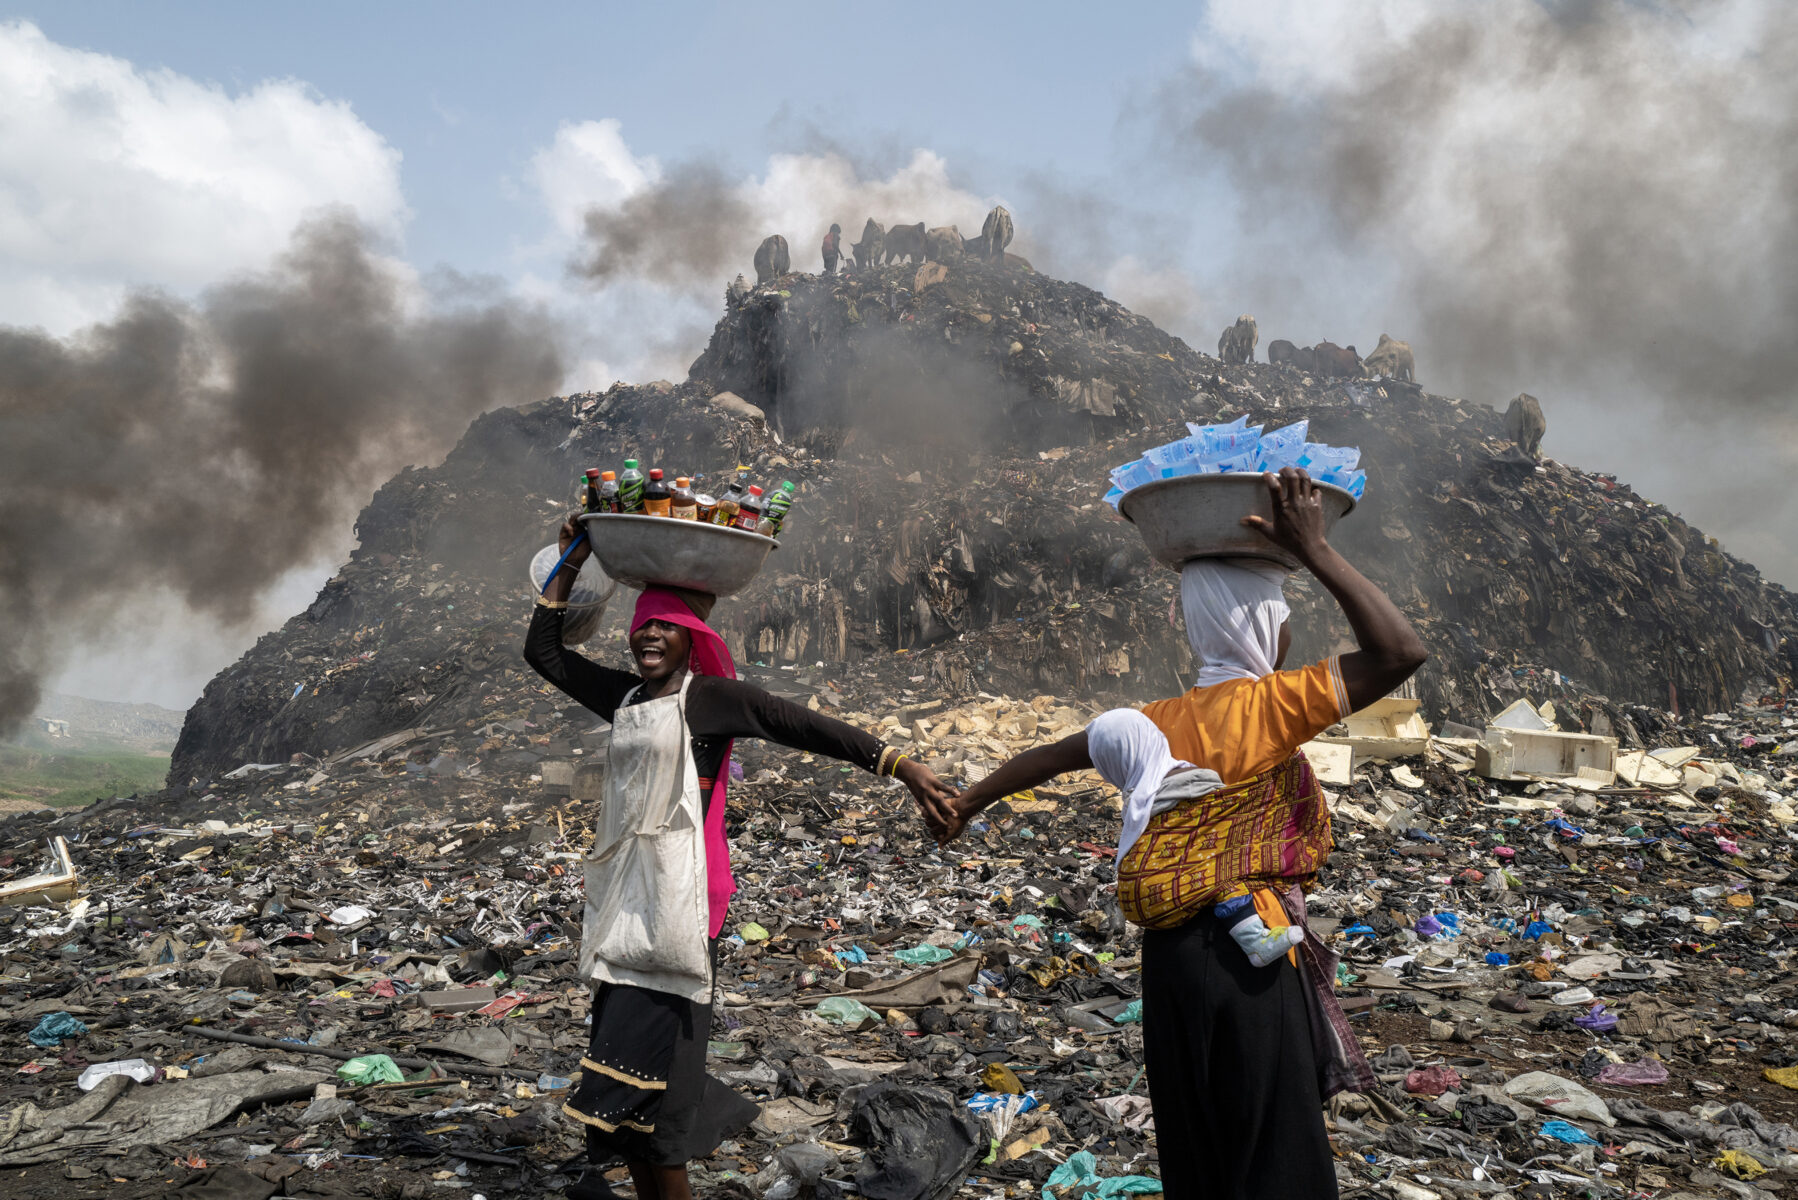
{"left": 539, "top": 530, "right": 589, "bottom": 595}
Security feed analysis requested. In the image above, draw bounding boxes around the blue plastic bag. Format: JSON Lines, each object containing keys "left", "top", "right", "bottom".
{"left": 1540, "top": 1120, "right": 1601, "bottom": 1145}
{"left": 28, "top": 1012, "right": 87, "bottom": 1047}
{"left": 1041, "top": 1150, "right": 1164, "bottom": 1200}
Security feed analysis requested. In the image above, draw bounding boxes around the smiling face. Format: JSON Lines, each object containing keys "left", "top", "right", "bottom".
{"left": 630, "top": 618, "right": 693, "bottom": 682}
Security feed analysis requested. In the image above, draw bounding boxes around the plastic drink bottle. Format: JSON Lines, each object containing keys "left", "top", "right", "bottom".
{"left": 643, "top": 468, "right": 672, "bottom": 517}
{"left": 583, "top": 468, "right": 603, "bottom": 513}
{"left": 763, "top": 480, "right": 796, "bottom": 536}
{"left": 671, "top": 477, "right": 699, "bottom": 519}
{"left": 597, "top": 471, "right": 620, "bottom": 513}
{"left": 618, "top": 460, "right": 646, "bottom": 513}
{"left": 732, "top": 485, "right": 765, "bottom": 530}
{"left": 710, "top": 481, "right": 744, "bottom": 526}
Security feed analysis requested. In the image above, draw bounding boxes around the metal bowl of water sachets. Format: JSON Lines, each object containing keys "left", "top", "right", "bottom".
{"left": 1118, "top": 473, "right": 1356, "bottom": 571}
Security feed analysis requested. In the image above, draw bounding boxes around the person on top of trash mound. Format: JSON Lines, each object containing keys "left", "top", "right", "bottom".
{"left": 528, "top": 509, "right": 958, "bottom": 1200}
{"left": 934, "top": 467, "right": 1428, "bottom": 1200}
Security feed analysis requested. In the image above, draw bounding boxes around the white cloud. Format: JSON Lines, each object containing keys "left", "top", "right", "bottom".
{"left": 530, "top": 118, "right": 658, "bottom": 239}
{"left": 0, "top": 19, "right": 406, "bottom": 333}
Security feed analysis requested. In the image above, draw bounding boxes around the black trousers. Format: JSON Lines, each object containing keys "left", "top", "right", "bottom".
{"left": 1141, "top": 913, "right": 1338, "bottom": 1200}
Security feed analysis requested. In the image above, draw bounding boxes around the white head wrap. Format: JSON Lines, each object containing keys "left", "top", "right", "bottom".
{"left": 1087, "top": 708, "right": 1219, "bottom": 862}
{"left": 1180, "top": 558, "right": 1291, "bottom": 688}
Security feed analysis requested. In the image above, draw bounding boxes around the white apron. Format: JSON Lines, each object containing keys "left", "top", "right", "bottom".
{"left": 579, "top": 673, "right": 713, "bottom": 1002}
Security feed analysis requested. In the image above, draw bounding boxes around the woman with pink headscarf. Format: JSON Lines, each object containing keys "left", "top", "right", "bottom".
{"left": 527, "top": 511, "right": 957, "bottom": 1200}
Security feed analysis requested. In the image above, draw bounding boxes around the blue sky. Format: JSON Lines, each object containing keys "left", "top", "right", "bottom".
{"left": 22, "top": 3, "right": 1203, "bottom": 282}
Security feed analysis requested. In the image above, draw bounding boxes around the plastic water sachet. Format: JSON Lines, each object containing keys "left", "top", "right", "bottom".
{"left": 1107, "top": 416, "right": 1364, "bottom": 508}
{"left": 1254, "top": 420, "right": 1308, "bottom": 471}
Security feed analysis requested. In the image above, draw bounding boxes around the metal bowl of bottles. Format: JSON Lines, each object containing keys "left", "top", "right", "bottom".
{"left": 579, "top": 513, "right": 778, "bottom": 597}
{"left": 1118, "top": 473, "right": 1356, "bottom": 571}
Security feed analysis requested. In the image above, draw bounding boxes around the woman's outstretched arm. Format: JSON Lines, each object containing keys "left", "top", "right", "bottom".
{"left": 934, "top": 731, "right": 1091, "bottom": 846}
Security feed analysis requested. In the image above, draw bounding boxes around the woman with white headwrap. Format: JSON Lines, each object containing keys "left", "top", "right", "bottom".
{"left": 938, "top": 469, "right": 1427, "bottom": 1200}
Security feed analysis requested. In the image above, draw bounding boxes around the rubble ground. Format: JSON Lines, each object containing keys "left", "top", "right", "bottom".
{"left": 2, "top": 688, "right": 1795, "bottom": 1198}
{"left": 3, "top": 260, "right": 1797, "bottom": 1198}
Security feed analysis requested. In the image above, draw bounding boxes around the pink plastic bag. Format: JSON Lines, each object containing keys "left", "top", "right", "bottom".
{"left": 1405, "top": 1065, "right": 1463, "bottom": 1096}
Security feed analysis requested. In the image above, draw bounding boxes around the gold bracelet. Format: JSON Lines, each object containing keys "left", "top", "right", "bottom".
{"left": 535, "top": 596, "right": 569, "bottom": 610}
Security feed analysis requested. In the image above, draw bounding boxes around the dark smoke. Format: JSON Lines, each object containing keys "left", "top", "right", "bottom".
{"left": 574, "top": 162, "right": 756, "bottom": 287}
{"left": 1155, "top": 1, "right": 1798, "bottom": 578}
{"left": 0, "top": 214, "right": 563, "bottom": 733}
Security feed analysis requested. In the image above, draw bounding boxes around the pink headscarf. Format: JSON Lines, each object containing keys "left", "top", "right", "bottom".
{"left": 631, "top": 588, "right": 737, "bottom": 937}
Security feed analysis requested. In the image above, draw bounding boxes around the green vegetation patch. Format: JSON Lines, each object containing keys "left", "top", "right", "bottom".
{"left": 0, "top": 743, "right": 170, "bottom": 808}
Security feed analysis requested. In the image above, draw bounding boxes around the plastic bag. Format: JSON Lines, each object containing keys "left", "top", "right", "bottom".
{"left": 1540, "top": 1120, "right": 1601, "bottom": 1145}
{"left": 27, "top": 1012, "right": 86, "bottom": 1047}
{"left": 894, "top": 944, "right": 953, "bottom": 966}
{"left": 1405, "top": 1065, "right": 1463, "bottom": 1097}
{"left": 849, "top": 1082, "right": 983, "bottom": 1200}
{"left": 814, "top": 997, "right": 881, "bottom": 1027}
{"left": 337, "top": 1054, "right": 405, "bottom": 1085}
{"left": 1040, "top": 1150, "right": 1165, "bottom": 1200}
{"left": 1502, "top": 1071, "right": 1614, "bottom": 1126}
{"left": 77, "top": 1058, "right": 158, "bottom": 1090}
{"left": 1594, "top": 1059, "right": 1668, "bottom": 1086}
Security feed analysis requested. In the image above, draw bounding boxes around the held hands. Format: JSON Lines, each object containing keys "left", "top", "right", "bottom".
{"left": 1241, "top": 467, "right": 1329, "bottom": 562}
{"left": 894, "top": 758, "right": 961, "bottom": 844}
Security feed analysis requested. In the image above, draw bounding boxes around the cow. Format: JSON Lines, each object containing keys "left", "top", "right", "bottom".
{"left": 1311, "top": 340, "right": 1362, "bottom": 379}
{"left": 753, "top": 234, "right": 790, "bottom": 284}
{"left": 977, "top": 205, "right": 1013, "bottom": 261}
{"left": 1267, "top": 339, "right": 1313, "bottom": 373}
{"left": 884, "top": 222, "right": 926, "bottom": 263}
{"left": 1216, "top": 314, "right": 1258, "bottom": 364}
{"left": 852, "top": 218, "right": 885, "bottom": 269}
{"left": 1505, "top": 393, "right": 1546, "bottom": 459}
{"left": 925, "top": 225, "right": 964, "bottom": 262}
{"left": 1363, "top": 333, "right": 1415, "bottom": 382}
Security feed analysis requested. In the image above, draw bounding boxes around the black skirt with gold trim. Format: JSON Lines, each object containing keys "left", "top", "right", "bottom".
{"left": 564, "top": 956, "right": 758, "bottom": 1164}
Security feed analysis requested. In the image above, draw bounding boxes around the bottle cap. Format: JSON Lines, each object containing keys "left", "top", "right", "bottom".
{"left": 624, "top": 458, "right": 639, "bottom": 468}
{"left": 676, "top": 477, "right": 691, "bottom": 487}
{"left": 780, "top": 480, "right": 795, "bottom": 493}
{"left": 649, "top": 468, "right": 663, "bottom": 480}
{"left": 585, "top": 468, "right": 601, "bottom": 480}
{"left": 601, "top": 471, "right": 616, "bottom": 480}
{"left": 748, "top": 485, "right": 763, "bottom": 497}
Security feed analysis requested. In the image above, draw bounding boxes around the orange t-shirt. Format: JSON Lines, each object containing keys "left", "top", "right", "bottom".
{"left": 1140, "top": 656, "right": 1350, "bottom": 784}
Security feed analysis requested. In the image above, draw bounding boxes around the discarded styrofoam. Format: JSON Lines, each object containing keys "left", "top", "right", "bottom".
{"left": 0, "top": 837, "right": 78, "bottom": 908}
{"left": 1314, "top": 696, "right": 1431, "bottom": 765}
{"left": 1475, "top": 726, "right": 1617, "bottom": 786}
{"left": 1300, "top": 739, "right": 1354, "bottom": 786}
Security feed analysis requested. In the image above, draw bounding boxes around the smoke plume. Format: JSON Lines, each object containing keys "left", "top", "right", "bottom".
{"left": 0, "top": 214, "right": 563, "bottom": 733}
{"left": 575, "top": 162, "right": 757, "bottom": 288}
{"left": 563, "top": 145, "right": 998, "bottom": 292}
{"left": 1159, "top": 0, "right": 1798, "bottom": 578}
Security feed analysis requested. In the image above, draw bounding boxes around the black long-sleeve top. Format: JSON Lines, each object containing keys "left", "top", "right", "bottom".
{"left": 522, "top": 604, "right": 885, "bottom": 787}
